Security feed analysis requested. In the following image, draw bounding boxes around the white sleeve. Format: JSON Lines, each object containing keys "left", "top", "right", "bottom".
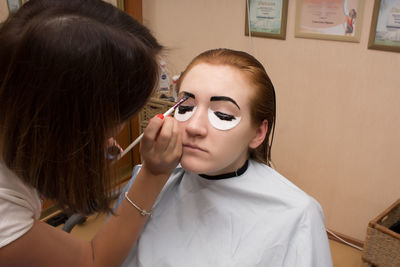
{"left": 0, "top": 188, "right": 37, "bottom": 248}
{"left": 283, "top": 198, "right": 333, "bottom": 267}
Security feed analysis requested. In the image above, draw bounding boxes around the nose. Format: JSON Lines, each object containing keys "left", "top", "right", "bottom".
{"left": 185, "top": 107, "right": 208, "bottom": 137}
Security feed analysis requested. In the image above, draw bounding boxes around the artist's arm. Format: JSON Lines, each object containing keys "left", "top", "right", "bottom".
{"left": 0, "top": 116, "right": 181, "bottom": 267}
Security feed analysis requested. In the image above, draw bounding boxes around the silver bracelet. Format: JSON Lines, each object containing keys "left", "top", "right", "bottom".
{"left": 124, "top": 192, "right": 152, "bottom": 217}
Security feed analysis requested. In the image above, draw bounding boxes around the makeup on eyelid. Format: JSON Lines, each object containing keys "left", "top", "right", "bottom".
{"left": 208, "top": 109, "right": 241, "bottom": 130}
{"left": 210, "top": 96, "right": 240, "bottom": 110}
{"left": 210, "top": 101, "right": 240, "bottom": 117}
{"left": 174, "top": 93, "right": 242, "bottom": 130}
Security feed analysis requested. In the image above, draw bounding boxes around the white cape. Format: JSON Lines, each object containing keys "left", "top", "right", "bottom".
{"left": 116, "top": 160, "right": 332, "bottom": 267}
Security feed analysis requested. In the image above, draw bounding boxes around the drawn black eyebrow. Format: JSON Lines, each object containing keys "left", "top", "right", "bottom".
{"left": 181, "top": 91, "right": 195, "bottom": 99}
{"left": 210, "top": 96, "right": 240, "bottom": 110}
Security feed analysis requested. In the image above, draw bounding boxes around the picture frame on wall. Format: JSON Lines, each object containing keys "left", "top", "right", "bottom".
{"left": 294, "top": 0, "right": 365, "bottom": 42}
{"left": 245, "top": 0, "right": 289, "bottom": 40}
{"left": 368, "top": 0, "right": 400, "bottom": 53}
{"left": 6, "top": 0, "right": 29, "bottom": 14}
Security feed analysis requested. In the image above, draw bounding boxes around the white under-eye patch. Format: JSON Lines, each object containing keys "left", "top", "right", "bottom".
{"left": 174, "top": 105, "right": 197, "bottom": 122}
{"left": 208, "top": 108, "right": 241, "bottom": 130}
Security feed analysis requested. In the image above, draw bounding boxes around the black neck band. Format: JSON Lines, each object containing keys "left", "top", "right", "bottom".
{"left": 199, "top": 160, "right": 249, "bottom": 180}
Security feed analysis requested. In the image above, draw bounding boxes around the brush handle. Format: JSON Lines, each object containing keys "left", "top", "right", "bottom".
{"left": 117, "top": 96, "right": 188, "bottom": 160}
{"left": 118, "top": 133, "right": 143, "bottom": 160}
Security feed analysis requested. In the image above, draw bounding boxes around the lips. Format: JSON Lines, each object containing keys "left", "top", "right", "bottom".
{"left": 183, "top": 143, "right": 207, "bottom": 152}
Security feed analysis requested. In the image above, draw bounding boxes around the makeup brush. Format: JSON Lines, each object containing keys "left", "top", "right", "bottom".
{"left": 116, "top": 95, "right": 189, "bottom": 160}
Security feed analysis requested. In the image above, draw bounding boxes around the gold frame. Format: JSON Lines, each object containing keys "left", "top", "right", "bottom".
{"left": 245, "top": 0, "right": 289, "bottom": 40}
{"left": 368, "top": 0, "right": 400, "bottom": 53}
{"left": 116, "top": 0, "right": 125, "bottom": 10}
{"left": 6, "top": 0, "right": 27, "bottom": 14}
{"left": 294, "top": 0, "right": 365, "bottom": 43}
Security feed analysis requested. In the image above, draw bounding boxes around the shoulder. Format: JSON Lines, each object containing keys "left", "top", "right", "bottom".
{"left": 248, "top": 161, "right": 326, "bottom": 220}
{"left": 249, "top": 161, "right": 313, "bottom": 202}
{"left": 0, "top": 162, "right": 41, "bottom": 212}
{"left": 0, "top": 163, "right": 41, "bottom": 248}
{"left": 249, "top": 162, "right": 332, "bottom": 264}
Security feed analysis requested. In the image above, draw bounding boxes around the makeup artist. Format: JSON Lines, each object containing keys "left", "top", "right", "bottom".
{"left": 0, "top": 0, "right": 181, "bottom": 266}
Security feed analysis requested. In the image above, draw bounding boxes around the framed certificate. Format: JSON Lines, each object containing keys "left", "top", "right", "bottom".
{"left": 6, "top": 0, "right": 29, "bottom": 14}
{"left": 295, "top": 0, "right": 364, "bottom": 42}
{"left": 368, "top": 0, "right": 400, "bottom": 52}
{"left": 245, "top": 0, "right": 289, "bottom": 40}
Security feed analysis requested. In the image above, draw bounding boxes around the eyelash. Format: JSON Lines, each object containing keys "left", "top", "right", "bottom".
{"left": 178, "top": 106, "right": 236, "bottom": 121}
{"left": 178, "top": 105, "right": 194, "bottom": 114}
{"left": 214, "top": 111, "right": 235, "bottom": 121}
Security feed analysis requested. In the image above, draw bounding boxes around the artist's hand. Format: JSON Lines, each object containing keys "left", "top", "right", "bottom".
{"left": 140, "top": 114, "right": 182, "bottom": 177}
{"left": 105, "top": 138, "right": 124, "bottom": 161}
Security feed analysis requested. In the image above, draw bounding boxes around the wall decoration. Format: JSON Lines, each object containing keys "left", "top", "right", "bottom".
{"left": 295, "top": 0, "right": 364, "bottom": 42}
{"left": 369, "top": 0, "right": 400, "bottom": 52}
{"left": 245, "top": 0, "right": 289, "bottom": 40}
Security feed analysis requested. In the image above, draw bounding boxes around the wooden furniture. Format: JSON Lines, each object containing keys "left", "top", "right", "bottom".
{"left": 138, "top": 98, "right": 175, "bottom": 134}
{"left": 362, "top": 199, "right": 400, "bottom": 266}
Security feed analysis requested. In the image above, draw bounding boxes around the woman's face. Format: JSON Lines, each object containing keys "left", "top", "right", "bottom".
{"left": 176, "top": 63, "right": 259, "bottom": 175}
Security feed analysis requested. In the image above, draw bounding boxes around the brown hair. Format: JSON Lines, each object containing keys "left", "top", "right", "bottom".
{"left": 177, "top": 48, "right": 276, "bottom": 165}
{"left": 0, "top": 0, "right": 162, "bottom": 214}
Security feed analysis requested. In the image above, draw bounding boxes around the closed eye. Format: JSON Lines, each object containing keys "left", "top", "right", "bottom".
{"left": 178, "top": 105, "right": 194, "bottom": 114}
{"left": 214, "top": 111, "right": 236, "bottom": 121}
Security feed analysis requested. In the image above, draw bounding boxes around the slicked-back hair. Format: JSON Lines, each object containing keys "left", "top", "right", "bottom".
{"left": 0, "top": 0, "right": 162, "bottom": 214}
{"left": 177, "top": 48, "right": 276, "bottom": 165}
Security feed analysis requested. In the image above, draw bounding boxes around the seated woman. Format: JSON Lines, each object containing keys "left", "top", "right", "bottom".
{"left": 115, "top": 48, "right": 333, "bottom": 266}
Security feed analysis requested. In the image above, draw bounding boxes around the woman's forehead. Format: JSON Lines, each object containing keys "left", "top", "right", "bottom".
{"left": 178, "top": 64, "right": 251, "bottom": 106}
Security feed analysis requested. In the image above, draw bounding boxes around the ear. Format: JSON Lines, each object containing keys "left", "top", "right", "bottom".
{"left": 249, "top": 120, "right": 268, "bottom": 149}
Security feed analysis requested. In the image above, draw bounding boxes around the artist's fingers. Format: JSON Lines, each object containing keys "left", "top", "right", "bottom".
{"left": 106, "top": 138, "right": 115, "bottom": 147}
{"left": 113, "top": 142, "right": 123, "bottom": 153}
{"left": 164, "top": 118, "right": 181, "bottom": 157}
{"left": 104, "top": 138, "right": 123, "bottom": 162}
{"left": 141, "top": 114, "right": 164, "bottom": 151}
{"left": 154, "top": 116, "right": 175, "bottom": 152}
{"left": 140, "top": 116, "right": 182, "bottom": 176}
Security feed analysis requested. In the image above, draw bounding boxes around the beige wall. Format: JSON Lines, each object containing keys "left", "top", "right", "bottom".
{"left": 1, "top": 0, "right": 9, "bottom": 22}
{"left": 143, "top": 0, "right": 400, "bottom": 241}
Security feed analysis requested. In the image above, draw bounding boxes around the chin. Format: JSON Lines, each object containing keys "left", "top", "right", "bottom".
{"left": 180, "top": 157, "right": 214, "bottom": 174}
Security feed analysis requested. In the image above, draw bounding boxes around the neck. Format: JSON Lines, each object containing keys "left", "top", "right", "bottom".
{"left": 199, "top": 160, "right": 249, "bottom": 180}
